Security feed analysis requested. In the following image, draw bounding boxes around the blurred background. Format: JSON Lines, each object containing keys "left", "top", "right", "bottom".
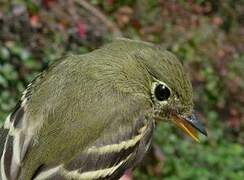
{"left": 0, "top": 0, "right": 243, "bottom": 179}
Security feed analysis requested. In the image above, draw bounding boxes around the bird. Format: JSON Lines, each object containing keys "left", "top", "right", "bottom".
{"left": 0, "top": 38, "right": 207, "bottom": 180}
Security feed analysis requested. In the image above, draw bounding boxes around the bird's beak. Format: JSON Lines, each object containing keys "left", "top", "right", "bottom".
{"left": 172, "top": 113, "right": 207, "bottom": 142}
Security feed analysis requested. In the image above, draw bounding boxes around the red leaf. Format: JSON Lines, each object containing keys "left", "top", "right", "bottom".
{"left": 106, "top": 0, "right": 114, "bottom": 6}
{"left": 42, "top": 0, "right": 57, "bottom": 8}
{"left": 77, "top": 22, "right": 87, "bottom": 39}
{"left": 30, "top": 15, "right": 40, "bottom": 28}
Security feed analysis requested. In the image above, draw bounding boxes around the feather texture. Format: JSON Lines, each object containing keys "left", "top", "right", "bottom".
{"left": 0, "top": 38, "right": 193, "bottom": 180}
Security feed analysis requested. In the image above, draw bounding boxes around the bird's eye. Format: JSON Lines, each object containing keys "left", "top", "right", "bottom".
{"left": 154, "top": 84, "right": 171, "bottom": 101}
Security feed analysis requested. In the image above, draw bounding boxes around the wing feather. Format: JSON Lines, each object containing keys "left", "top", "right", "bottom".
{"left": 33, "top": 116, "right": 154, "bottom": 180}
{"left": 1, "top": 76, "right": 47, "bottom": 179}
{"left": 1, "top": 57, "right": 66, "bottom": 180}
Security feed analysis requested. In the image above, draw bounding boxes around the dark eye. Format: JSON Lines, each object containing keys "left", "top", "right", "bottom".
{"left": 154, "top": 84, "right": 171, "bottom": 101}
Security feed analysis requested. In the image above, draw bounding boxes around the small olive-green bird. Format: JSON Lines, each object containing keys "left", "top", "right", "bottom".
{"left": 0, "top": 38, "right": 206, "bottom": 180}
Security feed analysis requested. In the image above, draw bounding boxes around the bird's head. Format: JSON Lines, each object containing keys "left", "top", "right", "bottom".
{"left": 132, "top": 45, "right": 207, "bottom": 142}
{"left": 99, "top": 39, "right": 207, "bottom": 141}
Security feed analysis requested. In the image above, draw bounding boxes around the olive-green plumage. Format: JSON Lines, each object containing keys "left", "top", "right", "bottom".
{"left": 1, "top": 38, "right": 204, "bottom": 180}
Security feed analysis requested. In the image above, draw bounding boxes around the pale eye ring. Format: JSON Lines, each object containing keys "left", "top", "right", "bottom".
{"left": 154, "top": 83, "right": 171, "bottom": 101}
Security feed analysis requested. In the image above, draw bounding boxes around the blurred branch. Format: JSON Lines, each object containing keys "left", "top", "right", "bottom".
{"left": 75, "top": 0, "right": 122, "bottom": 37}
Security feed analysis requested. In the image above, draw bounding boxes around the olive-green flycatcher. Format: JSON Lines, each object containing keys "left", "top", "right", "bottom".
{"left": 0, "top": 38, "right": 206, "bottom": 180}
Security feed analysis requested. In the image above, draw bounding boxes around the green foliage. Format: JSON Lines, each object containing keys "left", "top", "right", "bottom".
{"left": 134, "top": 122, "right": 244, "bottom": 180}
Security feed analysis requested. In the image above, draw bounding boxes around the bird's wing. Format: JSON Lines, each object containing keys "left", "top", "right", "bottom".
{"left": 0, "top": 127, "right": 8, "bottom": 159}
{"left": 0, "top": 58, "right": 65, "bottom": 180}
{"left": 1, "top": 81, "right": 37, "bottom": 180}
{"left": 2, "top": 94, "right": 154, "bottom": 180}
{"left": 33, "top": 115, "right": 154, "bottom": 180}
